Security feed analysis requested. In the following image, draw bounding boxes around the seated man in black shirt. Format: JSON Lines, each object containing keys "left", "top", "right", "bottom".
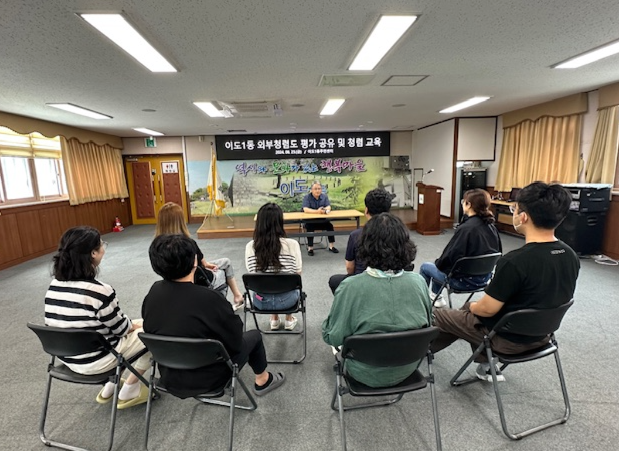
{"left": 430, "top": 182, "right": 580, "bottom": 381}
{"left": 142, "top": 234, "right": 285, "bottom": 397}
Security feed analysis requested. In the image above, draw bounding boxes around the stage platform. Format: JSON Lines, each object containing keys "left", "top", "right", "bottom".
{"left": 196, "top": 209, "right": 454, "bottom": 239}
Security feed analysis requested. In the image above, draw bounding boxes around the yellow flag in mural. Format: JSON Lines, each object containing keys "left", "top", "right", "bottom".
{"left": 207, "top": 147, "right": 226, "bottom": 215}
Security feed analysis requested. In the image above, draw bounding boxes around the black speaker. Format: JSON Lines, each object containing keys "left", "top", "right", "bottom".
{"left": 555, "top": 211, "right": 606, "bottom": 255}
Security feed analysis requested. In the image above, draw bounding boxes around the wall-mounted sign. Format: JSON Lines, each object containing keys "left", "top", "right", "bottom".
{"left": 162, "top": 161, "right": 178, "bottom": 173}
{"left": 144, "top": 137, "right": 157, "bottom": 148}
{"left": 216, "top": 132, "right": 390, "bottom": 160}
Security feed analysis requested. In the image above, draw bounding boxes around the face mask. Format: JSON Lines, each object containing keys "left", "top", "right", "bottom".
{"left": 512, "top": 212, "right": 523, "bottom": 233}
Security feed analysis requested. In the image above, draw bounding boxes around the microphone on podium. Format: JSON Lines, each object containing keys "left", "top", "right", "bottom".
{"left": 421, "top": 168, "right": 434, "bottom": 183}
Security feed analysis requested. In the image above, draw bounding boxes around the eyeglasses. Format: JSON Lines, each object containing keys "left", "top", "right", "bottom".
{"left": 509, "top": 205, "right": 517, "bottom": 214}
{"left": 101, "top": 241, "right": 108, "bottom": 250}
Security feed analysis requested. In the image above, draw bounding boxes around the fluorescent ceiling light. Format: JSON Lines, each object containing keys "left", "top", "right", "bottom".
{"left": 79, "top": 13, "right": 177, "bottom": 73}
{"left": 47, "top": 103, "right": 112, "bottom": 119}
{"left": 133, "top": 128, "right": 164, "bottom": 136}
{"left": 349, "top": 15, "right": 417, "bottom": 71}
{"left": 193, "top": 102, "right": 225, "bottom": 118}
{"left": 320, "top": 99, "right": 346, "bottom": 116}
{"left": 439, "top": 96, "right": 491, "bottom": 114}
{"left": 554, "top": 40, "right": 619, "bottom": 69}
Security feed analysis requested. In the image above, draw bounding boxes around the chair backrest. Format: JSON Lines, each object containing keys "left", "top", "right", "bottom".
{"left": 493, "top": 299, "right": 574, "bottom": 337}
{"left": 138, "top": 333, "right": 230, "bottom": 370}
{"left": 341, "top": 327, "right": 440, "bottom": 367}
{"left": 27, "top": 322, "right": 111, "bottom": 357}
{"left": 450, "top": 252, "right": 502, "bottom": 277}
{"left": 242, "top": 273, "right": 302, "bottom": 294}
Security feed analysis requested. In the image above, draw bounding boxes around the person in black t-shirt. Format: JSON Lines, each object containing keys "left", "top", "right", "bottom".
{"left": 430, "top": 182, "right": 580, "bottom": 382}
{"left": 142, "top": 234, "right": 285, "bottom": 398}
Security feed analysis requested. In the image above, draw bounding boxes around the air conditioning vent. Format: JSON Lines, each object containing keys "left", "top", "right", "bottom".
{"left": 217, "top": 100, "right": 282, "bottom": 118}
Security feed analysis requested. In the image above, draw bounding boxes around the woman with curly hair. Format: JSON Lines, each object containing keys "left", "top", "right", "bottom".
{"left": 322, "top": 213, "right": 432, "bottom": 388}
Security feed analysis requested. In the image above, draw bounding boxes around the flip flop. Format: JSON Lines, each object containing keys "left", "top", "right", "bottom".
{"left": 95, "top": 379, "right": 125, "bottom": 404}
{"left": 116, "top": 383, "right": 150, "bottom": 410}
{"left": 252, "top": 372, "right": 285, "bottom": 397}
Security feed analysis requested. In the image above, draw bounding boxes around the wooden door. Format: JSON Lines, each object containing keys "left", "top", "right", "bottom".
{"left": 124, "top": 155, "right": 188, "bottom": 225}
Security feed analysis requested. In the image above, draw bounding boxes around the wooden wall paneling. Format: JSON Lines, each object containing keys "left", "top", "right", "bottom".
{"left": 0, "top": 213, "right": 23, "bottom": 264}
{"left": 39, "top": 207, "right": 63, "bottom": 249}
{"left": 15, "top": 210, "right": 46, "bottom": 256}
{"left": 602, "top": 195, "right": 619, "bottom": 260}
{"left": 57, "top": 203, "right": 77, "bottom": 235}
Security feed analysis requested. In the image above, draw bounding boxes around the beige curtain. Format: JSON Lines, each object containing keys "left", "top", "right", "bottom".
{"left": 61, "top": 137, "right": 128, "bottom": 205}
{"left": 495, "top": 115, "right": 582, "bottom": 192}
{"left": 584, "top": 106, "right": 619, "bottom": 184}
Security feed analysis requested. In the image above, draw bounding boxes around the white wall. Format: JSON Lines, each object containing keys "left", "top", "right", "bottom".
{"left": 122, "top": 136, "right": 183, "bottom": 155}
{"left": 457, "top": 118, "right": 496, "bottom": 161}
{"left": 486, "top": 116, "right": 503, "bottom": 187}
{"left": 412, "top": 120, "right": 455, "bottom": 217}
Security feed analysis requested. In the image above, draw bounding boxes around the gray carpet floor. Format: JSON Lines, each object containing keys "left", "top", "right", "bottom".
{"left": 1, "top": 223, "right": 617, "bottom": 451}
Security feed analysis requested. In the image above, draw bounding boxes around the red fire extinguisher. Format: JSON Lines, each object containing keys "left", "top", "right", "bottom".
{"left": 112, "top": 216, "right": 124, "bottom": 232}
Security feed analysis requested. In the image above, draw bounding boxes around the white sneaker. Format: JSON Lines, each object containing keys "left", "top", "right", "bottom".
{"left": 475, "top": 363, "right": 506, "bottom": 382}
{"left": 270, "top": 318, "right": 281, "bottom": 330}
{"left": 433, "top": 296, "right": 448, "bottom": 308}
{"left": 284, "top": 316, "right": 298, "bottom": 331}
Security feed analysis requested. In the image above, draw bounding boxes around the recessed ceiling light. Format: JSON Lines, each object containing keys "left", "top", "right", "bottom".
{"left": 193, "top": 102, "right": 225, "bottom": 118}
{"left": 439, "top": 96, "right": 491, "bottom": 114}
{"left": 133, "top": 127, "right": 164, "bottom": 136}
{"left": 290, "top": 103, "right": 305, "bottom": 108}
{"left": 320, "top": 99, "right": 346, "bottom": 116}
{"left": 349, "top": 15, "right": 418, "bottom": 71}
{"left": 78, "top": 13, "right": 177, "bottom": 73}
{"left": 554, "top": 39, "right": 619, "bottom": 68}
{"left": 46, "top": 103, "right": 112, "bottom": 119}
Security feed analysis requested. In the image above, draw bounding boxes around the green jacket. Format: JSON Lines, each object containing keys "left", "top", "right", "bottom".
{"left": 322, "top": 270, "right": 432, "bottom": 387}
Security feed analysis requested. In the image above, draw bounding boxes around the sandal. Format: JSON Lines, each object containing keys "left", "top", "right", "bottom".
{"left": 252, "top": 372, "right": 285, "bottom": 396}
{"left": 96, "top": 379, "right": 125, "bottom": 404}
{"left": 116, "top": 383, "right": 150, "bottom": 410}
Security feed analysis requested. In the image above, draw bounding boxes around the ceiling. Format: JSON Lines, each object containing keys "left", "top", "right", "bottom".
{"left": 2, "top": 0, "right": 619, "bottom": 138}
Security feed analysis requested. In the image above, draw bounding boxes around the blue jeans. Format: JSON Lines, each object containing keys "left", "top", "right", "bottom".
{"left": 419, "top": 262, "right": 491, "bottom": 295}
{"left": 252, "top": 289, "right": 300, "bottom": 311}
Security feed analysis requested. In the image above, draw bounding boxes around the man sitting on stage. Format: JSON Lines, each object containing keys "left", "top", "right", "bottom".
{"left": 328, "top": 188, "right": 393, "bottom": 293}
{"left": 302, "top": 181, "right": 338, "bottom": 256}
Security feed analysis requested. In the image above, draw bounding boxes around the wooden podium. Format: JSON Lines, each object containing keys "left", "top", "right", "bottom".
{"left": 416, "top": 182, "right": 443, "bottom": 235}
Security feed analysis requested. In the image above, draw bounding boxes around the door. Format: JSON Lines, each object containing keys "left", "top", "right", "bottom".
{"left": 124, "top": 155, "right": 188, "bottom": 225}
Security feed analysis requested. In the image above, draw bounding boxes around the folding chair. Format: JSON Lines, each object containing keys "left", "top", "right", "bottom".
{"left": 298, "top": 220, "right": 327, "bottom": 248}
{"left": 331, "top": 327, "right": 442, "bottom": 451}
{"left": 27, "top": 323, "right": 154, "bottom": 451}
{"left": 242, "top": 273, "right": 307, "bottom": 364}
{"left": 432, "top": 252, "right": 501, "bottom": 308}
{"left": 138, "top": 333, "right": 257, "bottom": 451}
{"left": 450, "top": 299, "right": 574, "bottom": 440}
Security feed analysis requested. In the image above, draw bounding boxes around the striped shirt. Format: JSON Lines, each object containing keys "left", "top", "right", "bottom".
{"left": 44, "top": 279, "right": 132, "bottom": 367}
{"left": 245, "top": 238, "right": 302, "bottom": 274}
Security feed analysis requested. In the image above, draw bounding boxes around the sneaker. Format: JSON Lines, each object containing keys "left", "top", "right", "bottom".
{"left": 284, "top": 316, "right": 298, "bottom": 331}
{"left": 475, "top": 363, "right": 506, "bottom": 382}
{"left": 270, "top": 318, "right": 281, "bottom": 330}
{"left": 433, "top": 295, "right": 447, "bottom": 308}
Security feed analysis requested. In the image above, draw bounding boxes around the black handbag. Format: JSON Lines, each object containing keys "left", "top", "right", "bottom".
{"left": 194, "top": 265, "right": 215, "bottom": 288}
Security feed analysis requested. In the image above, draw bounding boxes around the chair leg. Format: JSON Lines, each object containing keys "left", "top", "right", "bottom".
{"left": 450, "top": 341, "right": 486, "bottom": 386}
{"left": 144, "top": 365, "right": 157, "bottom": 451}
{"left": 335, "top": 371, "right": 347, "bottom": 451}
{"left": 228, "top": 374, "right": 237, "bottom": 451}
{"left": 38, "top": 371, "right": 53, "bottom": 447}
{"left": 426, "top": 356, "right": 442, "bottom": 451}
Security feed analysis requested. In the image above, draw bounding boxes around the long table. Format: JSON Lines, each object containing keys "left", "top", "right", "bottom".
{"left": 275, "top": 209, "right": 364, "bottom": 238}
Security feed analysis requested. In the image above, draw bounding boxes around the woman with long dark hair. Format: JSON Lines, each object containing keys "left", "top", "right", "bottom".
{"left": 420, "top": 188, "right": 502, "bottom": 306}
{"left": 245, "top": 203, "right": 302, "bottom": 330}
{"left": 322, "top": 213, "right": 431, "bottom": 387}
{"left": 155, "top": 202, "right": 244, "bottom": 309}
{"left": 44, "top": 226, "right": 151, "bottom": 408}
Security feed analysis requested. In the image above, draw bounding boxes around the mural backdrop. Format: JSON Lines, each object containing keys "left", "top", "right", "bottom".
{"left": 189, "top": 156, "right": 411, "bottom": 216}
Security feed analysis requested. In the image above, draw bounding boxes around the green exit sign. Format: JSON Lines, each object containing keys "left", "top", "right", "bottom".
{"left": 144, "top": 137, "right": 157, "bottom": 148}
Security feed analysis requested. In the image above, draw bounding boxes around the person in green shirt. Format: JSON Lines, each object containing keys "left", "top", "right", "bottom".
{"left": 322, "top": 213, "right": 432, "bottom": 388}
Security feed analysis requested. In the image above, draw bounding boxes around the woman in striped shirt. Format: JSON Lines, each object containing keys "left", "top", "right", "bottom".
{"left": 245, "top": 203, "right": 302, "bottom": 331}
{"left": 44, "top": 226, "right": 151, "bottom": 409}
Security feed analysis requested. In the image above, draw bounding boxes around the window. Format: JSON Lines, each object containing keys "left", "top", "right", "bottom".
{"left": 0, "top": 126, "right": 67, "bottom": 205}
